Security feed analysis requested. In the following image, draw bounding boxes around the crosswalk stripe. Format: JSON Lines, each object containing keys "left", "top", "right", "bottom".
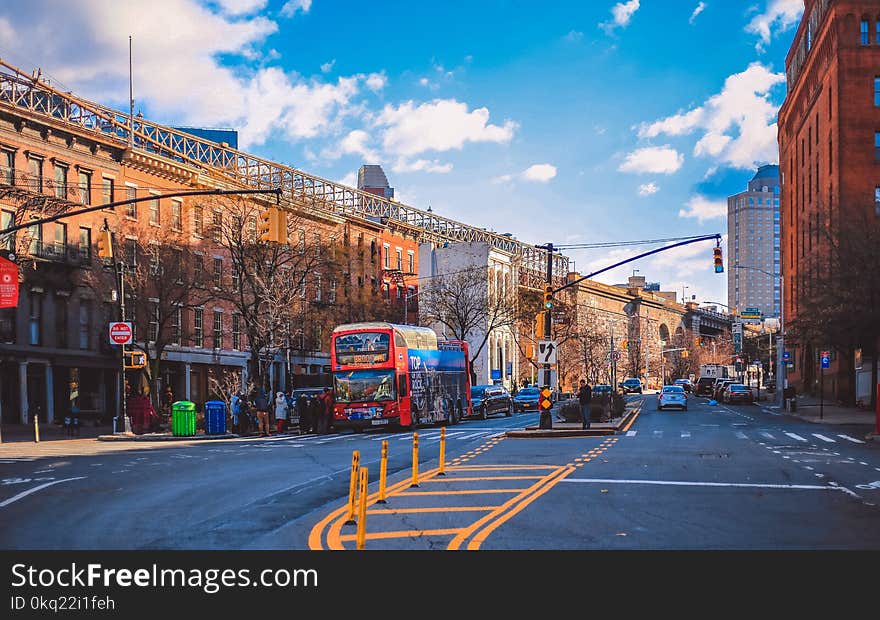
{"left": 455, "top": 432, "right": 491, "bottom": 441}
{"left": 760, "top": 432, "right": 775, "bottom": 439}
{"left": 812, "top": 434, "right": 835, "bottom": 443}
{"left": 653, "top": 431, "right": 663, "bottom": 438}
{"left": 838, "top": 434, "right": 865, "bottom": 444}
{"left": 626, "top": 430, "right": 637, "bottom": 437}
{"left": 735, "top": 432, "right": 747, "bottom": 439}
{"left": 784, "top": 432, "right": 807, "bottom": 442}
{"left": 681, "top": 431, "right": 691, "bottom": 439}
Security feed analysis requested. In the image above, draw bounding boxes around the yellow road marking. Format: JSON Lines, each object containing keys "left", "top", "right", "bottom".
{"left": 367, "top": 506, "right": 496, "bottom": 515}
{"left": 620, "top": 405, "right": 641, "bottom": 432}
{"left": 466, "top": 466, "right": 576, "bottom": 550}
{"left": 340, "top": 528, "right": 463, "bottom": 542}
{"left": 421, "top": 476, "right": 545, "bottom": 482}
{"left": 395, "top": 489, "right": 526, "bottom": 496}
{"left": 447, "top": 465, "right": 559, "bottom": 471}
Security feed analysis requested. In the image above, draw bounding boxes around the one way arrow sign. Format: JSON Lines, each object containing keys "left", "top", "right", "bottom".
{"left": 538, "top": 340, "right": 558, "bottom": 365}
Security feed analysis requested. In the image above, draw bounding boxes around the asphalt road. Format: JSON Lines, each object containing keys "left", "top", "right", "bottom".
{"left": 2, "top": 395, "right": 878, "bottom": 550}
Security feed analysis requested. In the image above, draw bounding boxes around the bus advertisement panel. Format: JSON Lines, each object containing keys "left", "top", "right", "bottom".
{"left": 330, "top": 322, "right": 470, "bottom": 430}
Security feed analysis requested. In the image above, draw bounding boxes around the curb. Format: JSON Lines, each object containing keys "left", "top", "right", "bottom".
{"left": 504, "top": 406, "right": 639, "bottom": 439}
{"left": 97, "top": 433, "right": 240, "bottom": 442}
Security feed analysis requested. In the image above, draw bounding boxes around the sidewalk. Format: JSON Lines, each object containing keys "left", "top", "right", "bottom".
{"left": 0, "top": 422, "right": 115, "bottom": 444}
{"left": 765, "top": 394, "right": 879, "bottom": 440}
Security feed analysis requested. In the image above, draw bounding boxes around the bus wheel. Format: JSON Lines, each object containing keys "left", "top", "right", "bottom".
{"left": 479, "top": 405, "right": 488, "bottom": 420}
{"left": 409, "top": 407, "right": 420, "bottom": 430}
{"left": 453, "top": 399, "right": 463, "bottom": 425}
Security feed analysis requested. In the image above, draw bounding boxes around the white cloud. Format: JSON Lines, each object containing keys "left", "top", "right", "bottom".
{"left": 216, "top": 0, "right": 267, "bottom": 15}
{"left": 392, "top": 158, "right": 453, "bottom": 174}
{"left": 638, "top": 63, "right": 784, "bottom": 169}
{"left": 375, "top": 99, "right": 517, "bottom": 157}
{"left": 638, "top": 182, "right": 659, "bottom": 196}
{"left": 745, "top": 0, "right": 803, "bottom": 52}
{"left": 280, "top": 0, "right": 312, "bottom": 18}
{"left": 619, "top": 146, "right": 684, "bottom": 174}
{"left": 600, "top": 0, "right": 640, "bottom": 33}
{"left": 365, "top": 72, "right": 387, "bottom": 92}
{"left": 338, "top": 171, "right": 358, "bottom": 187}
{"left": 564, "top": 30, "right": 584, "bottom": 42}
{"left": 689, "top": 2, "right": 706, "bottom": 25}
{"left": 678, "top": 195, "right": 727, "bottom": 223}
{"left": 0, "top": 18, "right": 17, "bottom": 46}
{"left": 321, "top": 129, "right": 381, "bottom": 162}
{"left": 493, "top": 164, "right": 557, "bottom": 184}
{"left": 320, "top": 59, "right": 335, "bottom": 73}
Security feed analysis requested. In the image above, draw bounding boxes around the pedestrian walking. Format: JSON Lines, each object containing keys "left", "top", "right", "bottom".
{"left": 231, "top": 392, "right": 242, "bottom": 434}
{"left": 577, "top": 379, "right": 592, "bottom": 430}
{"left": 274, "top": 391, "right": 289, "bottom": 434}
{"left": 253, "top": 388, "right": 271, "bottom": 437}
{"left": 315, "top": 388, "right": 333, "bottom": 435}
{"left": 296, "top": 391, "right": 311, "bottom": 434}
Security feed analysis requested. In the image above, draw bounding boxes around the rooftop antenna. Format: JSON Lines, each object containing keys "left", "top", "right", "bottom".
{"left": 128, "top": 35, "right": 134, "bottom": 148}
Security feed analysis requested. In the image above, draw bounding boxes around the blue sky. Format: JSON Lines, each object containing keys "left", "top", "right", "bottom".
{"left": 0, "top": 0, "right": 804, "bottom": 304}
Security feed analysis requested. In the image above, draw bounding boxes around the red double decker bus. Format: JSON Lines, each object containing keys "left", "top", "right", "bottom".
{"left": 330, "top": 322, "right": 471, "bottom": 430}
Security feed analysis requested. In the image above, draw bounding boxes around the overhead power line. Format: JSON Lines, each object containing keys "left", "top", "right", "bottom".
{"left": 555, "top": 235, "right": 717, "bottom": 250}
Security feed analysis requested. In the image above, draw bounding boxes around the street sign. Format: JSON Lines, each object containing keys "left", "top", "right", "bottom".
{"left": 0, "top": 256, "right": 18, "bottom": 308}
{"left": 605, "top": 351, "right": 622, "bottom": 362}
{"left": 538, "top": 340, "right": 558, "bottom": 365}
{"left": 539, "top": 388, "right": 553, "bottom": 410}
{"left": 783, "top": 351, "right": 790, "bottom": 362}
{"left": 108, "top": 322, "right": 133, "bottom": 345}
{"left": 821, "top": 351, "right": 830, "bottom": 369}
{"left": 740, "top": 307, "right": 762, "bottom": 319}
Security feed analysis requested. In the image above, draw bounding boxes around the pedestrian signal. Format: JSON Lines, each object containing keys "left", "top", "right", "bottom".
{"left": 713, "top": 246, "right": 724, "bottom": 273}
{"left": 124, "top": 350, "right": 147, "bottom": 369}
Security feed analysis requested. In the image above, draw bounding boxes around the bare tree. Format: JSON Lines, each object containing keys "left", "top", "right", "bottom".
{"left": 420, "top": 265, "right": 517, "bottom": 369}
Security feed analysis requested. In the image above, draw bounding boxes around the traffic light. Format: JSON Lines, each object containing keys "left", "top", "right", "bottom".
{"left": 695, "top": 336, "right": 702, "bottom": 347}
{"left": 526, "top": 344, "right": 535, "bottom": 361}
{"left": 681, "top": 350, "right": 689, "bottom": 358}
{"left": 621, "top": 339, "right": 629, "bottom": 351}
{"left": 258, "top": 207, "right": 286, "bottom": 244}
{"left": 542, "top": 284, "right": 553, "bottom": 310}
{"left": 97, "top": 229, "right": 112, "bottom": 259}
{"left": 535, "top": 313, "right": 546, "bottom": 339}
{"left": 713, "top": 246, "right": 724, "bottom": 273}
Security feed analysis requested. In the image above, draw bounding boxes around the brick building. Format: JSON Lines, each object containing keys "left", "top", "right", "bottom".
{"left": 778, "top": 0, "right": 880, "bottom": 402}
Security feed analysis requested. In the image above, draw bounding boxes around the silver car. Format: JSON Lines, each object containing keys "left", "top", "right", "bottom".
{"left": 657, "top": 385, "right": 688, "bottom": 411}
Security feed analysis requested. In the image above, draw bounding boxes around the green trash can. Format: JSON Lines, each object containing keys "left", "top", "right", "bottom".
{"left": 171, "top": 400, "right": 197, "bottom": 437}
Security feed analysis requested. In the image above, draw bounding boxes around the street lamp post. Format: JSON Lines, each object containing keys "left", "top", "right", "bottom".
{"left": 733, "top": 265, "right": 783, "bottom": 409}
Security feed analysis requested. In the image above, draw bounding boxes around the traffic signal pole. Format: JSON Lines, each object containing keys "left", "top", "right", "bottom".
{"left": 543, "top": 243, "right": 553, "bottom": 391}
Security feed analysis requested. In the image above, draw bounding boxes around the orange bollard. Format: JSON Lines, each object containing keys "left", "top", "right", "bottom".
{"left": 377, "top": 440, "right": 389, "bottom": 503}
{"left": 411, "top": 432, "right": 419, "bottom": 487}
{"left": 33, "top": 413, "right": 40, "bottom": 443}
{"left": 356, "top": 467, "right": 369, "bottom": 550}
{"left": 438, "top": 427, "right": 446, "bottom": 476}
{"left": 345, "top": 450, "right": 360, "bottom": 525}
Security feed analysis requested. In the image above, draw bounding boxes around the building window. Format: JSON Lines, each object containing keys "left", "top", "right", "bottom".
{"left": 875, "top": 187, "right": 880, "bottom": 216}
{"left": 407, "top": 251, "right": 414, "bottom": 274}
{"left": 212, "top": 311, "right": 222, "bottom": 350}
{"left": 875, "top": 131, "right": 880, "bottom": 161}
{"left": 53, "top": 163, "right": 67, "bottom": 199}
{"left": 78, "top": 227, "right": 90, "bottom": 260}
{"left": 396, "top": 248, "right": 402, "bottom": 271}
{"left": 192, "top": 253, "right": 204, "bottom": 287}
{"left": 149, "top": 193, "right": 160, "bottom": 226}
{"left": 125, "top": 184, "right": 137, "bottom": 219}
{"left": 231, "top": 267, "right": 240, "bottom": 291}
{"left": 194, "top": 309, "right": 204, "bottom": 347}
{"left": 298, "top": 230, "right": 306, "bottom": 254}
{"left": 329, "top": 279, "right": 337, "bottom": 303}
{"left": 55, "top": 300, "right": 67, "bottom": 349}
{"left": 171, "top": 200, "right": 182, "bottom": 232}
{"left": 27, "top": 221, "right": 41, "bottom": 255}
{"left": 862, "top": 19, "right": 870, "bottom": 45}
{"left": 193, "top": 205, "right": 203, "bottom": 236}
{"left": 248, "top": 216, "right": 257, "bottom": 243}
{"left": 102, "top": 177, "right": 114, "bottom": 206}
{"left": 315, "top": 274, "right": 322, "bottom": 302}
{"left": 213, "top": 257, "right": 222, "bottom": 289}
{"left": 28, "top": 156, "right": 43, "bottom": 193}
{"left": 149, "top": 302, "right": 159, "bottom": 343}
{"left": 125, "top": 238, "right": 137, "bottom": 268}
{"left": 171, "top": 307, "right": 182, "bottom": 346}
{"left": 78, "top": 170, "right": 91, "bottom": 205}
{"left": 876, "top": 20, "right": 880, "bottom": 45}
{"left": 1, "top": 149, "right": 14, "bottom": 185}
{"left": 369, "top": 239, "right": 376, "bottom": 263}
{"left": 211, "top": 210, "right": 222, "bottom": 243}
{"left": 232, "top": 314, "right": 241, "bottom": 350}
{"left": 54, "top": 222, "right": 67, "bottom": 250}
{"left": 28, "top": 293, "right": 41, "bottom": 345}
{"left": 78, "top": 300, "right": 90, "bottom": 349}
{"left": 149, "top": 243, "right": 160, "bottom": 276}
{"left": 1, "top": 210, "right": 13, "bottom": 251}
{"left": 383, "top": 244, "right": 390, "bottom": 268}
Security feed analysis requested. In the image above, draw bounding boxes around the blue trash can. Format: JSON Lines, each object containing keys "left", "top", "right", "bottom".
{"left": 204, "top": 400, "right": 227, "bottom": 435}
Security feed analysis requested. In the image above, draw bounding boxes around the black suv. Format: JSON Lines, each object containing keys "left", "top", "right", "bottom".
{"left": 695, "top": 377, "right": 716, "bottom": 396}
{"left": 470, "top": 385, "right": 513, "bottom": 419}
{"left": 620, "top": 378, "right": 643, "bottom": 394}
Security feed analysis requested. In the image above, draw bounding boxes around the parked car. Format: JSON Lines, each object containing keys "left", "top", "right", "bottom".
{"left": 470, "top": 385, "right": 513, "bottom": 419}
{"left": 723, "top": 384, "right": 755, "bottom": 404}
{"left": 673, "top": 378, "right": 692, "bottom": 393}
{"left": 592, "top": 384, "right": 613, "bottom": 398}
{"left": 657, "top": 385, "right": 688, "bottom": 411}
{"left": 513, "top": 387, "right": 541, "bottom": 412}
{"left": 713, "top": 379, "right": 735, "bottom": 401}
{"left": 288, "top": 387, "right": 328, "bottom": 425}
{"left": 620, "top": 378, "right": 643, "bottom": 394}
{"left": 695, "top": 376, "right": 716, "bottom": 396}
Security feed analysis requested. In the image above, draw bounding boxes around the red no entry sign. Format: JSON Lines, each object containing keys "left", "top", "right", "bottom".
{"left": 109, "top": 322, "right": 133, "bottom": 345}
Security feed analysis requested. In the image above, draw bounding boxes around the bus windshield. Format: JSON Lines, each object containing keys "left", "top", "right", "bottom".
{"left": 334, "top": 332, "right": 391, "bottom": 365}
{"left": 333, "top": 369, "right": 396, "bottom": 403}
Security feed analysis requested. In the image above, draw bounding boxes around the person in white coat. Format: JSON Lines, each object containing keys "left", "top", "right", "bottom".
{"left": 274, "top": 391, "right": 289, "bottom": 434}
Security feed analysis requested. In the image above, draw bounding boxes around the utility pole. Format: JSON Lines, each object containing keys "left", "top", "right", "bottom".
{"left": 116, "top": 256, "right": 130, "bottom": 434}
{"left": 543, "top": 243, "right": 553, "bottom": 390}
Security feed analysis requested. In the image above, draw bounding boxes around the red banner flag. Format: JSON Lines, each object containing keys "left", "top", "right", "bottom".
{"left": 0, "top": 256, "right": 19, "bottom": 308}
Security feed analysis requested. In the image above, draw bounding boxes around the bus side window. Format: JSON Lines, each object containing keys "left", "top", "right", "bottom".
{"left": 398, "top": 374, "right": 408, "bottom": 398}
